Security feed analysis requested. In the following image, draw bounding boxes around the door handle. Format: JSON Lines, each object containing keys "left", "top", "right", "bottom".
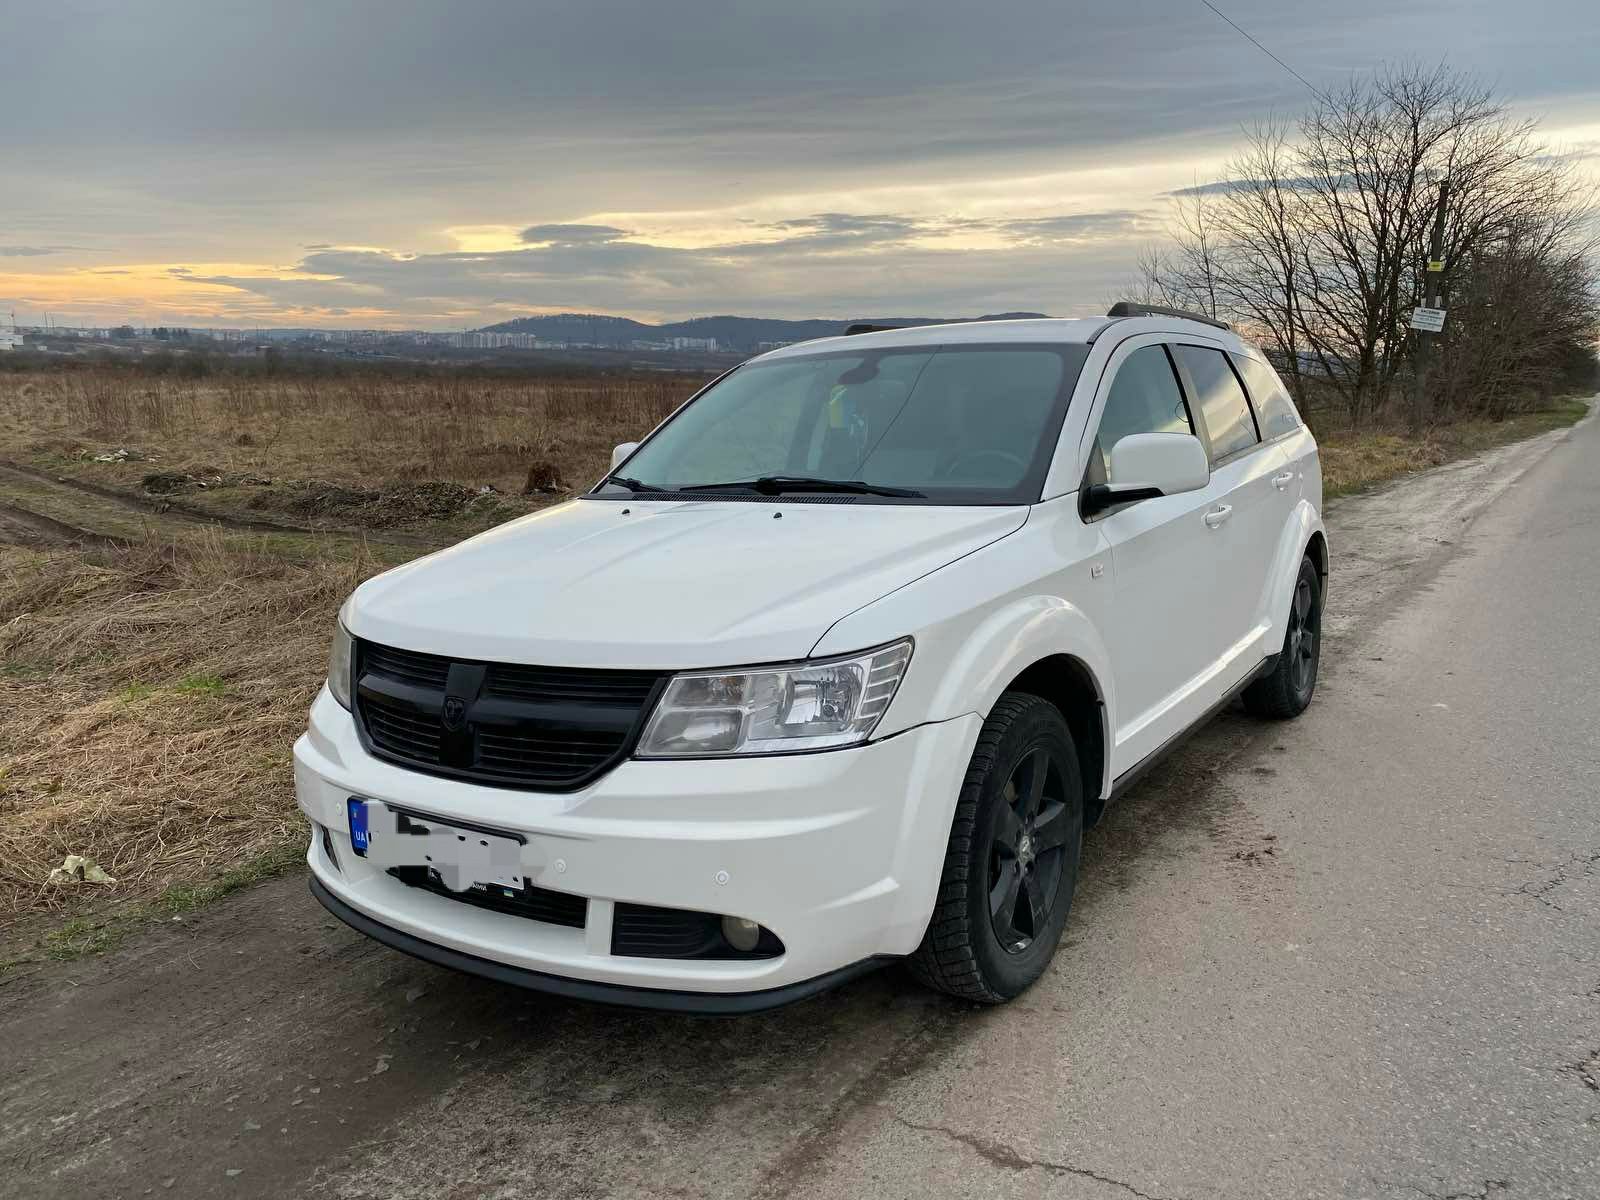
{"left": 1203, "top": 504, "right": 1233, "bottom": 528}
{"left": 1272, "top": 471, "right": 1295, "bottom": 491}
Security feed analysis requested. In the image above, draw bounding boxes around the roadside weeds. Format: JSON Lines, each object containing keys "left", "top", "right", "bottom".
{"left": 1317, "top": 397, "right": 1588, "bottom": 497}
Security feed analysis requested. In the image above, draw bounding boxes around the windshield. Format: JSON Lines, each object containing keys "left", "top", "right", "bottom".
{"left": 594, "top": 342, "right": 1090, "bottom": 505}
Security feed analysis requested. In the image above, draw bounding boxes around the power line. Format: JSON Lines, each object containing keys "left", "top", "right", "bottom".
{"left": 1199, "top": 0, "right": 1323, "bottom": 99}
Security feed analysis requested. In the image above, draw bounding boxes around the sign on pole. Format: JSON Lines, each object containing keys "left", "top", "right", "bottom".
{"left": 1409, "top": 306, "right": 1447, "bottom": 333}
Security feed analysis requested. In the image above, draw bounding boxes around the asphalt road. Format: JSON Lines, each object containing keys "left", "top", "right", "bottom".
{"left": 4, "top": 406, "right": 1597, "bottom": 1199}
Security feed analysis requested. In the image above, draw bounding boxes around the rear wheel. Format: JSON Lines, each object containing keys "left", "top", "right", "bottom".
{"left": 909, "top": 693, "right": 1083, "bottom": 1003}
{"left": 1243, "top": 554, "right": 1322, "bottom": 718}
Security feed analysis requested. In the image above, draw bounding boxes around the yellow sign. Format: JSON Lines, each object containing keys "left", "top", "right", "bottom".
{"left": 1427, "top": 259, "right": 1445, "bottom": 272}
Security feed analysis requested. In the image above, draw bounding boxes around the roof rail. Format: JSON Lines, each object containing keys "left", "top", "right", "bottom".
{"left": 1105, "top": 301, "right": 1230, "bottom": 331}
{"left": 843, "top": 323, "right": 903, "bottom": 336}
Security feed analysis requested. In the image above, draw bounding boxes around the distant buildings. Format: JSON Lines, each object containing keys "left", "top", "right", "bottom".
{"left": 0, "top": 321, "right": 734, "bottom": 359}
{"left": 447, "top": 331, "right": 550, "bottom": 350}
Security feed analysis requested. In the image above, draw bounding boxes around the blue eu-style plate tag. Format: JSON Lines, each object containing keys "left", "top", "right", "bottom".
{"left": 347, "top": 797, "right": 370, "bottom": 856}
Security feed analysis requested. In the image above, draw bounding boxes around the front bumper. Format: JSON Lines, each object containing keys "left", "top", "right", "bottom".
{"left": 295, "top": 688, "right": 981, "bottom": 1006}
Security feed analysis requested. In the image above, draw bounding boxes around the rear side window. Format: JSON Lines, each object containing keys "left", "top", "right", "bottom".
{"left": 1233, "top": 355, "right": 1302, "bottom": 440}
{"left": 1089, "top": 345, "right": 1193, "bottom": 485}
{"left": 1174, "top": 345, "right": 1259, "bottom": 463}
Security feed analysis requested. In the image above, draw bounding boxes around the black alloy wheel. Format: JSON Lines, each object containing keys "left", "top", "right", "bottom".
{"left": 988, "top": 747, "right": 1072, "bottom": 954}
{"left": 1287, "top": 571, "right": 1319, "bottom": 699}
{"left": 910, "top": 692, "right": 1084, "bottom": 1003}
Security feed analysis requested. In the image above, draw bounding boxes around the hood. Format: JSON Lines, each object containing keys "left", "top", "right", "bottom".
{"left": 345, "top": 498, "right": 1027, "bottom": 668}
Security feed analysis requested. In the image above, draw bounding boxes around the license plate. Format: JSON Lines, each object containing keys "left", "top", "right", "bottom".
{"left": 347, "top": 798, "right": 524, "bottom": 893}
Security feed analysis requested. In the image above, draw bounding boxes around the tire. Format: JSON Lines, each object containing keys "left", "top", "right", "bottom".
{"left": 908, "top": 693, "right": 1084, "bottom": 1003}
{"left": 1243, "top": 554, "right": 1323, "bottom": 719}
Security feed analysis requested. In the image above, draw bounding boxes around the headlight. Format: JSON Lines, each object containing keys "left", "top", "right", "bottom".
{"left": 327, "top": 622, "right": 354, "bottom": 709}
{"left": 636, "top": 639, "right": 912, "bottom": 758}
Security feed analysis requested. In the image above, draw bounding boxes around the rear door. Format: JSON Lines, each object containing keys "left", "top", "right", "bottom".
{"left": 1170, "top": 343, "right": 1285, "bottom": 670}
{"left": 1233, "top": 352, "right": 1318, "bottom": 513}
{"left": 1083, "top": 337, "right": 1237, "bottom": 769}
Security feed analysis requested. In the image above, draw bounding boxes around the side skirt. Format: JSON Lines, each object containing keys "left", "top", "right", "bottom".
{"left": 1105, "top": 655, "right": 1275, "bottom": 805}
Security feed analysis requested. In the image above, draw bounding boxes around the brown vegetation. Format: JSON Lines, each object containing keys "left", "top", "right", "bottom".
{"left": 0, "top": 368, "right": 705, "bottom": 530}
{"left": 1315, "top": 396, "right": 1588, "bottom": 496}
{"left": 0, "top": 532, "right": 377, "bottom": 921}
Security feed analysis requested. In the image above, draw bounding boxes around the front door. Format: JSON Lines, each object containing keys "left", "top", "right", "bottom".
{"left": 1083, "top": 339, "right": 1237, "bottom": 772}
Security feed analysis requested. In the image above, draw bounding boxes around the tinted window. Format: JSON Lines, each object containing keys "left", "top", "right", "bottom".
{"left": 598, "top": 344, "right": 1089, "bottom": 505}
{"left": 1089, "top": 345, "right": 1192, "bottom": 485}
{"left": 1233, "top": 355, "right": 1302, "bottom": 439}
{"left": 1175, "top": 345, "right": 1259, "bottom": 463}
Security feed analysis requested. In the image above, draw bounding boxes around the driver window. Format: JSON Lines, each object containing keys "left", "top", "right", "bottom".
{"left": 1088, "top": 345, "right": 1193, "bottom": 486}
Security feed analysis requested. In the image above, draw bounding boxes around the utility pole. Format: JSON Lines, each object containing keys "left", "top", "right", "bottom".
{"left": 1410, "top": 178, "right": 1451, "bottom": 433}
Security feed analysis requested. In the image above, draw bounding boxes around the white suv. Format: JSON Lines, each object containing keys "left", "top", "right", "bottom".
{"left": 295, "top": 307, "right": 1326, "bottom": 1012}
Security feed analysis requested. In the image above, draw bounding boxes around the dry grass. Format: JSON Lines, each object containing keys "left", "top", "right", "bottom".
{"left": 0, "top": 370, "right": 704, "bottom": 500}
{"left": 1313, "top": 398, "right": 1589, "bottom": 497}
{"left": 0, "top": 530, "right": 380, "bottom": 922}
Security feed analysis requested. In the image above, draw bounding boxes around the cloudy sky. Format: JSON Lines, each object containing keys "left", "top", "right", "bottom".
{"left": 3, "top": 0, "right": 1597, "bottom": 329}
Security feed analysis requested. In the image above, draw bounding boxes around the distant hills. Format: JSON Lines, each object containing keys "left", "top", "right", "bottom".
{"left": 477, "top": 312, "right": 1050, "bottom": 352}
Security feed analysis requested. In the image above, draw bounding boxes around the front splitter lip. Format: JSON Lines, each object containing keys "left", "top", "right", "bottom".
{"left": 309, "top": 876, "right": 896, "bottom": 1015}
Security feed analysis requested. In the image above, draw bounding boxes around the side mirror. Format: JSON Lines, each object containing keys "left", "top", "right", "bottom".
{"left": 610, "top": 441, "right": 639, "bottom": 470}
{"left": 1083, "top": 433, "right": 1209, "bottom": 516}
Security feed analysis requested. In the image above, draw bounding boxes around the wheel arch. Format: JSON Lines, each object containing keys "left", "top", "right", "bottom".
{"left": 999, "top": 653, "right": 1110, "bottom": 827}
{"left": 1305, "top": 528, "right": 1329, "bottom": 581}
{"left": 1263, "top": 502, "right": 1328, "bottom": 646}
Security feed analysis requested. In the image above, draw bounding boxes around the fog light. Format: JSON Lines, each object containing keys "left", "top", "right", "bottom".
{"left": 721, "top": 915, "right": 761, "bottom": 953}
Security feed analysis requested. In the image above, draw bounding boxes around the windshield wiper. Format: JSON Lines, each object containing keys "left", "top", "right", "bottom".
{"left": 605, "top": 475, "right": 673, "bottom": 494}
{"left": 680, "top": 475, "right": 925, "bottom": 498}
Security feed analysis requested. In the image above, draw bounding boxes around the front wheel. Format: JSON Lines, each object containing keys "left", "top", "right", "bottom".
{"left": 1243, "top": 554, "right": 1323, "bottom": 719}
{"left": 908, "top": 693, "right": 1083, "bottom": 1003}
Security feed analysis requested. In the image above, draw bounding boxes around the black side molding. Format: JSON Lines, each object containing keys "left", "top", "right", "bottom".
{"left": 1106, "top": 655, "right": 1274, "bottom": 804}
{"left": 309, "top": 876, "right": 892, "bottom": 1015}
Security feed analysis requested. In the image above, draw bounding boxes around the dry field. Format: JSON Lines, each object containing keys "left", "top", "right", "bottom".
{"left": 0, "top": 368, "right": 707, "bottom": 534}
{"left": 0, "top": 367, "right": 707, "bottom": 955}
{"left": 0, "top": 364, "right": 1587, "bottom": 961}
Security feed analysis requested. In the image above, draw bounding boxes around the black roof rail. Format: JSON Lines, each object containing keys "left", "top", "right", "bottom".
{"left": 843, "top": 323, "right": 903, "bottom": 336}
{"left": 1105, "top": 301, "right": 1230, "bottom": 331}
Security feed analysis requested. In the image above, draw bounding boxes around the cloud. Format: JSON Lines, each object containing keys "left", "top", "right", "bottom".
{"left": 988, "top": 211, "right": 1154, "bottom": 242}
{"left": 520, "top": 224, "right": 632, "bottom": 245}
{"left": 1166, "top": 180, "right": 1251, "bottom": 197}
{"left": 169, "top": 204, "right": 1153, "bottom": 323}
{"left": 7, "top": 1, "right": 1598, "bottom": 326}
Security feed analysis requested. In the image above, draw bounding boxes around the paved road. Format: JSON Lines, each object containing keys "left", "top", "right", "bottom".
{"left": 4, "top": 408, "right": 1597, "bottom": 1199}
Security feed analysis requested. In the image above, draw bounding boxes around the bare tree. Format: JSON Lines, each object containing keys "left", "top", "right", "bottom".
{"left": 1143, "top": 61, "right": 1596, "bottom": 427}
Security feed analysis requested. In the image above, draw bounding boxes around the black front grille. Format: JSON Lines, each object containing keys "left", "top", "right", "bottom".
{"left": 354, "top": 639, "right": 665, "bottom": 791}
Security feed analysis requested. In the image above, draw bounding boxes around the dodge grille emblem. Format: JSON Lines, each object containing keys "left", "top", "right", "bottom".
{"left": 441, "top": 696, "right": 468, "bottom": 730}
